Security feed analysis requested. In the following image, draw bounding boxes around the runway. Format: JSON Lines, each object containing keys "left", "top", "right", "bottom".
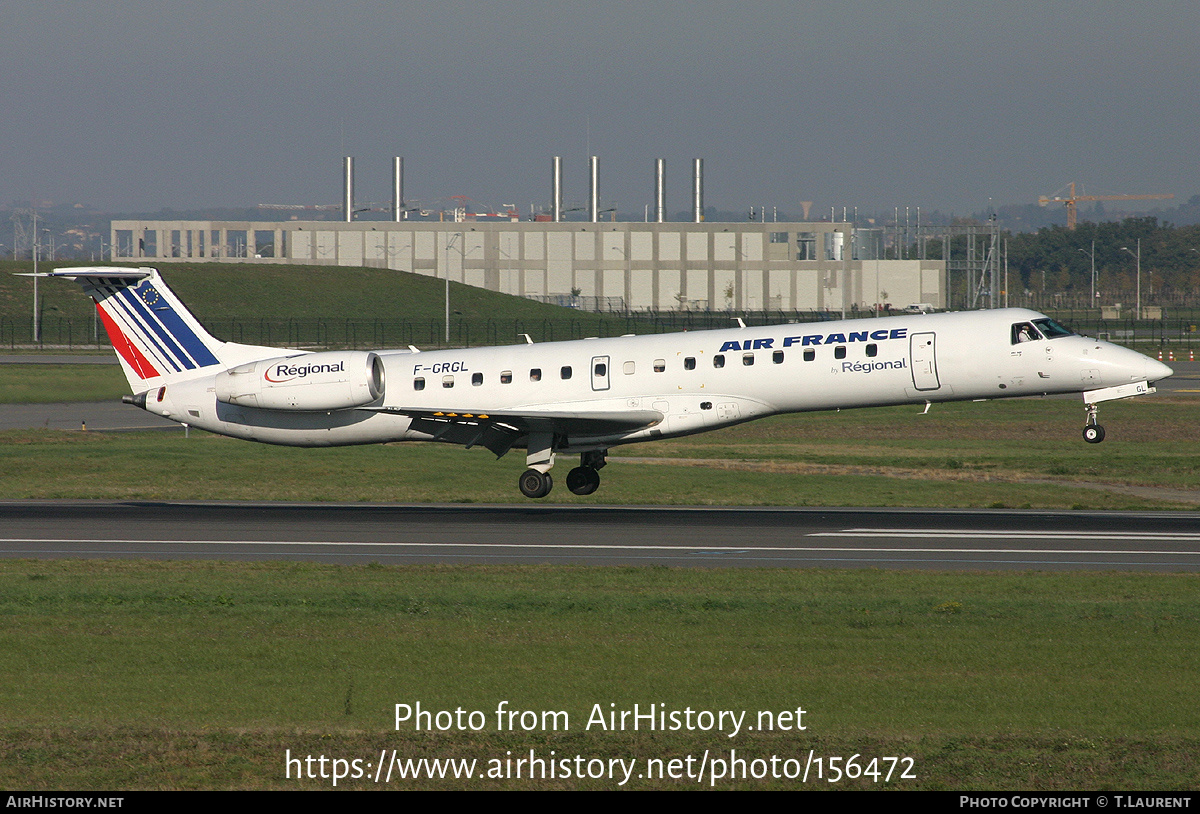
{"left": 2, "top": 501, "right": 1199, "bottom": 571}
{"left": 2, "top": 359, "right": 1196, "bottom": 572}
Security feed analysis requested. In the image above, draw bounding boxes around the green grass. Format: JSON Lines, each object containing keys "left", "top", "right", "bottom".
{"left": 0, "top": 259, "right": 596, "bottom": 322}
{"left": 0, "top": 397, "right": 1196, "bottom": 508}
{"left": 0, "top": 363, "right": 128, "bottom": 403}
{"left": 0, "top": 561, "right": 1196, "bottom": 789}
{"left": 0, "top": 261, "right": 628, "bottom": 348}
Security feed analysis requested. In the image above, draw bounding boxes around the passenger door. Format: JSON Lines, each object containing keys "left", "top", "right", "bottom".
{"left": 591, "top": 356, "right": 610, "bottom": 391}
{"left": 909, "top": 332, "right": 940, "bottom": 391}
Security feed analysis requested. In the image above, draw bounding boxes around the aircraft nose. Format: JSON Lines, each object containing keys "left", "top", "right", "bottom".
{"left": 1148, "top": 358, "right": 1174, "bottom": 382}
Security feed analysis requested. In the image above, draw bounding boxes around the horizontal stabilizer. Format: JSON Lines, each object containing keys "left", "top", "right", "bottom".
{"left": 50, "top": 268, "right": 155, "bottom": 282}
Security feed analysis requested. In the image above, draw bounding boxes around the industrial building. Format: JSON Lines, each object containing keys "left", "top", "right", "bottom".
{"left": 109, "top": 157, "right": 945, "bottom": 313}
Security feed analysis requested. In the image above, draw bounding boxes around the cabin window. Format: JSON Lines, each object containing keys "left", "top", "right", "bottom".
{"left": 500, "top": 370, "right": 512, "bottom": 384}
{"left": 713, "top": 354, "right": 725, "bottom": 368}
{"left": 834, "top": 346, "right": 847, "bottom": 359}
{"left": 413, "top": 377, "right": 425, "bottom": 391}
{"left": 623, "top": 361, "right": 635, "bottom": 375}
{"left": 561, "top": 366, "right": 572, "bottom": 380}
{"left": 803, "top": 349, "right": 815, "bottom": 362}
{"left": 866, "top": 343, "right": 878, "bottom": 357}
{"left": 442, "top": 375, "right": 454, "bottom": 388}
{"left": 472, "top": 372, "right": 483, "bottom": 386}
{"left": 530, "top": 368, "right": 542, "bottom": 381}
{"left": 654, "top": 359, "right": 666, "bottom": 372}
{"left": 594, "top": 362, "right": 607, "bottom": 377}
{"left": 772, "top": 350, "right": 784, "bottom": 364}
{"left": 742, "top": 353, "right": 754, "bottom": 366}
{"left": 684, "top": 357, "right": 696, "bottom": 370}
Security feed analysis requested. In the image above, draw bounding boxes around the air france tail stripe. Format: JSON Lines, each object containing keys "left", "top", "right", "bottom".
{"left": 95, "top": 302, "right": 160, "bottom": 379}
{"left": 96, "top": 286, "right": 180, "bottom": 374}
{"left": 71, "top": 278, "right": 175, "bottom": 376}
{"left": 101, "top": 286, "right": 184, "bottom": 374}
{"left": 108, "top": 286, "right": 196, "bottom": 374}
{"left": 116, "top": 287, "right": 198, "bottom": 371}
{"left": 129, "top": 284, "right": 220, "bottom": 367}
{"left": 157, "top": 306, "right": 220, "bottom": 366}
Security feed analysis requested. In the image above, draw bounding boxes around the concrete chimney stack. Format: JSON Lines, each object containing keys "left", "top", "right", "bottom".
{"left": 552, "top": 156, "right": 563, "bottom": 222}
{"left": 392, "top": 157, "right": 404, "bottom": 222}
{"left": 655, "top": 159, "right": 666, "bottom": 223}
{"left": 343, "top": 156, "right": 355, "bottom": 222}
{"left": 589, "top": 156, "right": 599, "bottom": 223}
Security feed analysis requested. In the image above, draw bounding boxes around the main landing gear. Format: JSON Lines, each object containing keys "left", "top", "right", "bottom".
{"left": 518, "top": 468, "right": 554, "bottom": 498}
{"left": 1082, "top": 402, "right": 1105, "bottom": 444}
{"left": 565, "top": 465, "right": 601, "bottom": 495}
{"left": 517, "top": 449, "right": 607, "bottom": 498}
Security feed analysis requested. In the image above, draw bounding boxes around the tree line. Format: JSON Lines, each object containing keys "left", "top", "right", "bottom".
{"left": 917, "top": 217, "right": 1200, "bottom": 307}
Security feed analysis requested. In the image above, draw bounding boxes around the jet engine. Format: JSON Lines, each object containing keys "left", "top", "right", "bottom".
{"left": 215, "top": 351, "right": 385, "bottom": 411}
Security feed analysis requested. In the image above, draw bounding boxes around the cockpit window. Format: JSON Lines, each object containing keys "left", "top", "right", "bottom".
{"left": 1033, "top": 318, "right": 1074, "bottom": 339}
{"left": 1011, "top": 322, "right": 1042, "bottom": 344}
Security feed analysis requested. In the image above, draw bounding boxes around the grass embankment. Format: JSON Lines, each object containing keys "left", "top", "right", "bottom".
{"left": 0, "top": 363, "right": 128, "bottom": 404}
{"left": 0, "top": 261, "right": 624, "bottom": 348}
{"left": 1, "top": 561, "right": 1196, "bottom": 789}
{"left": 1, "top": 397, "right": 1197, "bottom": 508}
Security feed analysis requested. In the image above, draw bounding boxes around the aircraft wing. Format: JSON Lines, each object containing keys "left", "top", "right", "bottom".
{"left": 363, "top": 406, "right": 664, "bottom": 457}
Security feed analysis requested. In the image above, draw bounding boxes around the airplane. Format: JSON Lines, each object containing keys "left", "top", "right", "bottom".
{"left": 50, "top": 266, "right": 1173, "bottom": 499}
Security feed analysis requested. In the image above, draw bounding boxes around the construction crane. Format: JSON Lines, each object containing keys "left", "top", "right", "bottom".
{"left": 1038, "top": 183, "right": 1173, "bottom": 229}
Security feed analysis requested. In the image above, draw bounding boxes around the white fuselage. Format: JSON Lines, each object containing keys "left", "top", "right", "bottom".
{"left": 147, "top": 308, "right": 1168, "bottom": 451}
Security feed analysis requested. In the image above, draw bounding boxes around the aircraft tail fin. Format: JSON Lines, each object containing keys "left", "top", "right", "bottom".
{"left": 52, "top": 267, "right": 228, "bottom": 391}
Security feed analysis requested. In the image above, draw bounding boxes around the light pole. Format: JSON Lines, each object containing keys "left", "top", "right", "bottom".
{"left": 443, "top": 232, "right": 464, "bottom": 344}
{"left": 31, "top": 211, "right": 40, "bottom": 342}
{"left": 1078, "top": 242, "right": 1095, "bottom": 306}
{"left": 1121, "top": 239, "right": 1141, "bottom": 318}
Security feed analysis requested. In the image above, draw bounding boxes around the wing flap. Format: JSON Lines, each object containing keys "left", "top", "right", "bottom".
{"left": 364, "top": 406, "right": 663, "bottom": 456}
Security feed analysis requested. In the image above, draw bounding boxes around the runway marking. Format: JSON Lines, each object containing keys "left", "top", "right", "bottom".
{"left": 811, "top": 529, "right": 1200, "bottom": 542}
{"left": 2, "top": 538, "right": 1199, "bottom": 557}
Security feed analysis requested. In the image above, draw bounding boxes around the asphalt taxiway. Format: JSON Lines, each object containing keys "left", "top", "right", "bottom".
{"left": 1, "top": 501, "right": 1198, "bottom": 571}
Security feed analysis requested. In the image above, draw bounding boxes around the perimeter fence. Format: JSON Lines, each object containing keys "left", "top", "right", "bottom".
{"left": 2, "top": 310, "right": 1198, "bottom": 352}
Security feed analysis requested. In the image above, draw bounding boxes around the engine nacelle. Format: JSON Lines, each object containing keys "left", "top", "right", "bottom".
{"left": 215, "top": 351, "right": 385, "bottom": 411}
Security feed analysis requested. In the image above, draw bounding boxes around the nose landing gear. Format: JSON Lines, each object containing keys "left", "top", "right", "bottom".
{"left": 1083, "top": 402, "right": 1105, "bottom": 444}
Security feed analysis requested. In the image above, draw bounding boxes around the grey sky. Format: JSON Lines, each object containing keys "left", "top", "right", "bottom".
{"left": 2, "top": 0, "right": 1196, "bottom": 217}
